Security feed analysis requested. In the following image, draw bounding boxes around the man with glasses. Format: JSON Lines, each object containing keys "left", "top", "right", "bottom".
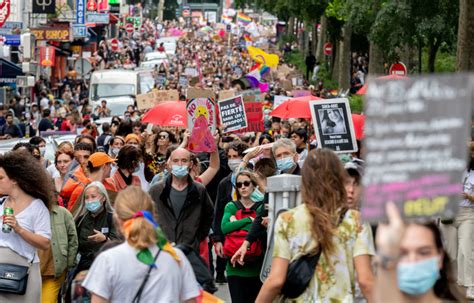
{"left": 149, "top": 148, "right": 214, "bottom": 252}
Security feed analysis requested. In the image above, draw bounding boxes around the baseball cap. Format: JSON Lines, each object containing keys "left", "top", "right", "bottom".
{"left": 344, "top": 158, "right": 365, "bottom": 177}
{"left": 88, "top": 152, "right": 115, "bottom": 168}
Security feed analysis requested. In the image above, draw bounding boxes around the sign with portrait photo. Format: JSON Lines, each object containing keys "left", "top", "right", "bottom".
{"left": 310, "top": 98, "right": 357, "bottom": 153}
{"left": 218, "top": 96, "right": 248, "bottom": 133}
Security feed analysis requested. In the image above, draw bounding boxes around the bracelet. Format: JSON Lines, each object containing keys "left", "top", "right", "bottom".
{"left": 375, "top": 254, "right": 399, "bottom": 270}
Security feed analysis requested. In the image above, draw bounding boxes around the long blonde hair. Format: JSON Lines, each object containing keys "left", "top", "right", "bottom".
{"left": 115, "top": 186, "right": 157, "bottom": 250}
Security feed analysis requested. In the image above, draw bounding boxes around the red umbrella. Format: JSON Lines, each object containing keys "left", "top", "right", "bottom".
{"left": 142, "top": 101, "right": 187, "bottom": 127}
{"left": 356, "top": 74, "right": 408, "bottom": 95}
{"left": 270, "top": 95, "right": 322, "bottom": 119}
{"left": 351, "top": 113, "right": 365, "bottom": 140}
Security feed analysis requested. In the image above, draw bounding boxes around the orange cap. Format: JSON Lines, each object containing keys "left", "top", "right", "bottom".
{"left": 88, "top": 152, "right": 115, "bottom": 168}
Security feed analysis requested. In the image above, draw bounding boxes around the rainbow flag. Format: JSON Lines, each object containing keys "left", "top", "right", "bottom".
{"left": 243, "top": 33, "right": 252, "bottom": 43}
{"left": 237, "top": 12, "right": 252, "bottom": 26}
{"left": 222, "top": 15, "right": 233, "bottom": 24}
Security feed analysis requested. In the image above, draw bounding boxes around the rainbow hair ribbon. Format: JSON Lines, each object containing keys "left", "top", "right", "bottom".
{"left": 123, "top": 210, "right": 181, "bottom": 267}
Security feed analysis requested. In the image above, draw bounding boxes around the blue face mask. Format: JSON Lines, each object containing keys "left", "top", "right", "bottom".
{"left": 171, "top": 165, "right": 189, "bottom": 178}
{"left": 250, "top": 188, "right": 265, "bottom": 202}
{"left": 85, "top": 200, "right": 102, "bottom": 213}
{"left": 276, "top": 157, "right": 295, "bottom": 173}
{"left": 397, "top": 257, "right": 440, "bottom": 296}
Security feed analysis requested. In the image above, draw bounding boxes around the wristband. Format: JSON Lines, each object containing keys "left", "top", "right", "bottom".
{"left": 375, "top": 254, "right": 399, "bottom": 270}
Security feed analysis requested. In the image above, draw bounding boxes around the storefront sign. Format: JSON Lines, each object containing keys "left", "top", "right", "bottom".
{"left": 0, "top": 0, "right": 11, "bottom": 28}
{"left": 86, "top": 13, "right": 109, "bottom": 24}
{"left": 33, "top": 0, "right": 56, "bottom": 14}
{"left": 39, "top": 46, "right": 55, "bottom": 66}
{"left": 76, "top": 0, "right": 85, "bottom": 24}
{"left": 4, "top": 34, "right": 20, "bottom": 46}
{"left": 72, "top": 24, "right": 87, "bottom": 38}
{"left": 0, "top": 22, "right": 22, "bottom": 35}
{"left": 31, "top": 25, "right": 70, "bottom": 41}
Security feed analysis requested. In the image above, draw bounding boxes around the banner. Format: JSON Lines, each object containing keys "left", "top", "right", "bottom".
{"left": 39, "top": 46, "right": 55, "bottom": 66}
{"left": 33, "top": 0, "right": 55, "bottom": 14}
{"left": 309, "top": 98, "right": 358, "bottom": 153}
{"left": 362, "top": 74, "right": 473, "bottom": 222}
{"left": 235, "top": 102, "right": 264, "bottom": 133}
{"left": 0, "top": 0, "right": 11, "bottom": 28}
{"left": 218, "top": 96, "right": 248, "bottom": 133}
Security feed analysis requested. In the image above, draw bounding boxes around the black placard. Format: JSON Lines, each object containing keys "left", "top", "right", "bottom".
{"left": 362, "top": 74, "right": 473, "bottom": 222}
{"left": 310, "top": 98, "right": 358, "bottom": 153}
{"left": 218, "top": 95, "right": 248, "bottom": 133}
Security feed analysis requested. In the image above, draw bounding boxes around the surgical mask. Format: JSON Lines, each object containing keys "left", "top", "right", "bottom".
{"left": 110, "top": 148, "right": 120, "bottom": 156}
{"left": 171, "top": 165, "right": 189, "bottom": 178}
{"left": 39, "top": 147, "right": 46, "bottom": 157}
{"left": 276, "top": 157, "right": 295, "bottom": 173}
{"left": 133, "top": 164, "right": 140, "bottom": 174}
{"left": 85, "top": 200, "right": 102, "bottom": 213}
{"left": 228, "top": 159, "right": 242, "bottom": 172}
{"left": 397, "top": 257, "right": 440, "bottom": 296}
{"left": 250, "top": 188, "right": 265, "bottom": 202}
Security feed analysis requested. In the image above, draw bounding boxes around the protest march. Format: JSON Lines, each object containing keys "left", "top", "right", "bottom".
{"left": 0, "top": 3, "right": 473, "bottom": 303}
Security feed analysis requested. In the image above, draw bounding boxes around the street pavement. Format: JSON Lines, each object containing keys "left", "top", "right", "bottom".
{"left": 215, "top": 282, "right": 231, "bottom": 302}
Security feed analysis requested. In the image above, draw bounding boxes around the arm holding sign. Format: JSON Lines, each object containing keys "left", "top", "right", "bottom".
{"left": 198, "top": 132, "right": 221, "bottom": 186}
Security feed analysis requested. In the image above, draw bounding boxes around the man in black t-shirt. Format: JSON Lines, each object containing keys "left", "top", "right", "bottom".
{"left": 38, "top": 109, "right": 54, "bottom": 133}
{"left": 0, "top": 112, "right": 22, "bottom": 139}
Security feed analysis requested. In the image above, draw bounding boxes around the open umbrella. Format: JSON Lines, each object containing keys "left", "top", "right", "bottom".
{"left": 356, "top": 74, "right": 408, "bottom": 95}
{"left": 270, "top": 95, "right": 322, "bottom": 119}
{"left": 351, "top": 113, "right": 365, "bottom": 140}
{"left": 142, "top": 101, "right": 187, "bottom": 127}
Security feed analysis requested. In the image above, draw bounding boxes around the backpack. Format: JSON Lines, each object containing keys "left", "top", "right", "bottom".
{"left": 223, "top": 201, "right": 263, "bottom": 261}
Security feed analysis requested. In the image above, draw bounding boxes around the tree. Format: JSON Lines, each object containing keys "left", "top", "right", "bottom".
{"left": 456, "top": 0, "right": 474, "bottom": 71}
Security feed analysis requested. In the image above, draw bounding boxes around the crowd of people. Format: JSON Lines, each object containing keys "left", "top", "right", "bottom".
{"left": 0, "top": 17, "right": 473, "bottom": 303}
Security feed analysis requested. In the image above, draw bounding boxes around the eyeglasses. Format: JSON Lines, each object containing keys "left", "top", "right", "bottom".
{"left": 236, "top": 181, "right": 251, "bottom": 189}
{"left": 159, "top": 134, "right": 169, "bottom": 139}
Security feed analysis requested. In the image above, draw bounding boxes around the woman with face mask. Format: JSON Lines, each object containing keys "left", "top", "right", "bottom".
{"left": 221, "top": 171, "right": 265, "bottom": 303}
{"left": 110, "top": 145, "right": 143, "bottom": 192}
{"left": 74, "top": 182, "right": 119, "bottom": 274}
{"left": 374, "top": 203, "right": 466, "bottom": 302}
{"left": 29, "top": 136, "right": 51, "bottom": 169}
{"left": 108, "top": 136, "right": 125, "bottom": 159}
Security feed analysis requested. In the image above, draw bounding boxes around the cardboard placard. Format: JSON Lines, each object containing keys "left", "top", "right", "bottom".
{"left": 154, "top": 90, "right": 179, "bottom": 102}
{"left": 136, "top": 92, "right": 155, "bottom": 110}
{"left": 310, "top": 98, "right": 358, "bottom": 153}
{"left": 187, "top": 87, "right": 216, "bottom": 100}
{"left": 362, "top": 74, "right": 473, "bottom": 222}
{"left": 218, "top": 89, "right": 236, "bottom": 101}
{"left": 179, "top": 75, "right": 188, "bottom": 87}
{"left": 218, "top": 96, "right": 248, "bottom": 133}
{"left": 281, "top": 80, "right": 292, "bottom": 91}
{"left": 234, "top": 102, "right": 264, "bottom": 133}
{"left": 186, "top": 97, "right": 216, "bottom": 132}
{"left": 273, "top": 95, "right": 291, "bottom": 109}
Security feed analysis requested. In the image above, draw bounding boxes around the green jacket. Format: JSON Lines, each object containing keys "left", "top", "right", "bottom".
{"left": 50, "top": 205, "right": 79, "bottom": 278}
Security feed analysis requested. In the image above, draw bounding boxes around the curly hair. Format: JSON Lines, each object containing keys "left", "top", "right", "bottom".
{"left": 0, "top": 151, "right": 54, "bottom": 209}
{"left": 116, "top": 145, "right": 142, "bottom": 170}
{"left": 301, "top": 149, "right": 348, "bottom": 258}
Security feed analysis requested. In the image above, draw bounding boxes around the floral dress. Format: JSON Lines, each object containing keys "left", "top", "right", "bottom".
{"left": 272, "top": 204, "right": 375, "bottom": 303}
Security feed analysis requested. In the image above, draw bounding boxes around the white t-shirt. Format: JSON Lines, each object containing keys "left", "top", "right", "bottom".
{"left": 461, "top": 169, "right": 474, "bottom": 208}
{"left": 83, "top": 242, "right": 200, "bottom": 302}
{"left": 0, "top": 198, "right": 51, "bottom": 263}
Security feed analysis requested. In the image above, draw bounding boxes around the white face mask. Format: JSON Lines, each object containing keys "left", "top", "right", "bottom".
{"left": 39, "top": 147, "right": 46, "bottom": 157}
{"left": 228, "top": 159, "right": 242, "bottom": 172}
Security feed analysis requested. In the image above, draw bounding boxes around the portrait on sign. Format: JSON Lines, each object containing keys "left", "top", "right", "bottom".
{"left": 319, "top": 108, "right": 347, "bottom": 135}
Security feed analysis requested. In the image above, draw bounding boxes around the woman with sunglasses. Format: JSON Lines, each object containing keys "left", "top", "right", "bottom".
{"left": 144, "top": 130, "right": 177, "bottom": 182}
{"left": 221, "top": 171, "right": 265, "bottom": 303}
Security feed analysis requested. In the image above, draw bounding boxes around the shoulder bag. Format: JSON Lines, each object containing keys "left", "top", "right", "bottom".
{"left": 132, "top": 249, "right": 161, "bottom": 303}
{"left": 0, "top": 197, "right": 33, "bottom": 295}
{"left": 281, "top": 208, "right": 348, "bottom": 299}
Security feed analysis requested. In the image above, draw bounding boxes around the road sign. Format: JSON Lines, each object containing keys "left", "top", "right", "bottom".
{"left": 125, "top": 23, "right": 134, "bottom": 33}
{"left": 86, "top": 0, "right": 97, "bottom": 11}
{"left": 0, "top": 37, "right": 4, "bottom": 44}
{"left": 389, "top": 62, "right": 408, "bottom": 77}
{"left": 110, "top": 38, "right": 119, "bottom": 51}
{"left": 324, "top": 42, "right": 333, "bottom": 56}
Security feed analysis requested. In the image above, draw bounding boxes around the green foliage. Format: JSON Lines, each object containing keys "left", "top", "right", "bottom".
{"left": 421, "top": 49, "right": 456, "bottom": 73}
{"left": 349, "top": 95, "right": 364, "bottom": 114}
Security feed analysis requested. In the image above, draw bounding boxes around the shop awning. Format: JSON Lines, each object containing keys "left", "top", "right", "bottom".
{"left": 0, "top": 58, "right": 23, "bottom": 80}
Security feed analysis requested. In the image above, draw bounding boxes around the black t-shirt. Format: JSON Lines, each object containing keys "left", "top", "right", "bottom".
{"left": 38, "top": 118, "right": 54, "bottom": 132}
{"left": 1, "top": 123, "right": 22, "bottom": 138}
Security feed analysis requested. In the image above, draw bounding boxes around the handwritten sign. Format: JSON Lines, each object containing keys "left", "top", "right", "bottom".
{"left": 273, "top": 95, "right": 291, "bottom": 109}
{"left": 136, "top": 92, "right": 155, "bottom": 110}
{"left": 186, "top": 97, "right": 216, "bottom": 132}
{"left": 310, "top": 98, "right": 358, "bottom": 154}
{"left": 362, "top": 74, "right": 473, "bottom": 222}
{"left": 218, "top": 96, "right": 248, "bottom": 133}
{"left": 137, "top": 90, "right": 180, "bottom": 110}
{"left": 218, "top": 89, "right": 236, "bottom": 101}
{"left": 235, "top": 102, "right": 264, "bottom": 133}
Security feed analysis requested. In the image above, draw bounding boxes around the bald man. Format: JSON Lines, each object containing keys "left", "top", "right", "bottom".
{"left": 149, "top": 148, "right": 214, "bottom": 251}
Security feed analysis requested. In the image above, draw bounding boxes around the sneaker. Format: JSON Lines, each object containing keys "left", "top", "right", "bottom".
{"left": 467, "top": 287, "right": 474, "bottom": 299}
{"left": 215, "top": 273, "right": 227, "bottom": 284}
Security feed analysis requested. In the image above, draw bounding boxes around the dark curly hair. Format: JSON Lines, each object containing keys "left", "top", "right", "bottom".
{"left": 0, "top": 151, "right": 54, "bottom": 209}
{"left": 116, "top": 145, "right": 142, "bottom": 170}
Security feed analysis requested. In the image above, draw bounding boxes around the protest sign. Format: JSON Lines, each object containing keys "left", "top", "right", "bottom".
{"left": 154, "top": 90, "right": 179, "bottom": 102}
{"left": 235, "top": 102, "right": 264, "bottom": 133}
{"left": 186, "top": 89, "right": 216, "bottom": 133}
{"left": 136, "top": 92, "right": 155, "bottom": 110}
{"left": 184, "top": 67, "right": 198, "bottom": 77}
{"left": 218, "top": 89, "right": 236, "bottom": 101}
{"left": 362, "top": 74, "right": 473, "bottom": 222}
{"left": 187, "top": 87, "right": 216, "bottom": 100}
{"left": 273, "top": 95, "right": 291, "bottom": 109}
{"left": 310, "top": 98, "right": 358, "bottom": 153}
{"left": 179, "top": 75, "right": 188, "bottom": 87}
{"left": 281, "top": 80, "right": 292, "bottom": 91}
{"left": 291, "top": 90, "right": 311, "bottom": 97}
{"left": 218, "top": 96, "right": 248, "bottom": 133}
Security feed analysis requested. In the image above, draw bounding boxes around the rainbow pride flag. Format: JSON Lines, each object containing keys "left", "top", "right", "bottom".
{"left": 222, "top": 15, "right": 233, "bottom": 24}
{"left": 237, "top": 12, "right": 252, "bottom": 26}
{"left": 243, "top": 33, "right": 252, "bottom": 42}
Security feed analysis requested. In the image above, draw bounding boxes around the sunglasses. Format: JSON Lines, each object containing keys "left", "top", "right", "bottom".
{"left": 236, "top": 181, "right": 251, "bottom": 189}
{"left": 159, "top": 134, "right": 169, "bottom": 139}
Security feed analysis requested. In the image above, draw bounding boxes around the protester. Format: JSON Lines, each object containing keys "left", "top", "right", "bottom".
{"left": 82, "top": 186, "right": 200, "bottom": 302}
{"left": 255, "top": 149, "right": 375, "bottom": 302}
{"left": 75, "top": 181, "right": 118, "bottom": 273}
{"left": 108, "top": 135, "right": 125, "bottom": 159}
{"left": 0, "top": 151, "right": 53, "bottom": 302}
{"left": 145, "top": 130, "right": 177, "bottom": 182}
{"left": 222, "top": 171, "right": 265, "bottom": 303}
{"left": 0, "top": 112, "right": 23, "bottom": 139}
{"left": 38, "top": 109, "right": 55, "bottom": 133}
{"left": 149, "top": 147, "right": 214, "bottom": 251}
{"left": 39, "top": 202, "right": 78, "bottom": 303}
{"left": 53, "top": 150, "right": 74, "bottom": 193}
{"left": 30, "top": 136, "right": 51, "bottom": 169}
{"left": 110, "top": 145, "right": 142, "bottom": 192}
{"left": 374, "top": 203, "right": 465, "bottom": 302}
